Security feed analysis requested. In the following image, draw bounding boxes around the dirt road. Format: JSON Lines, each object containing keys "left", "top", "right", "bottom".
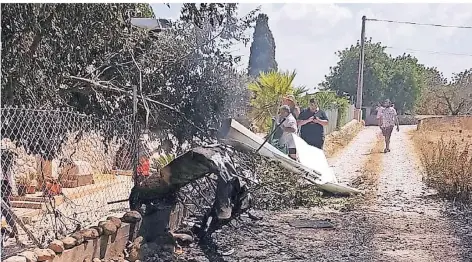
{"left": 171, "top": 126, "right": 472, "bottom": 262}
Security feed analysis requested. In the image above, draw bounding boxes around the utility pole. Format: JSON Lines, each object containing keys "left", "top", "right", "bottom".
{"left": 355, "top": 15, "right": 366, "bottom": 121}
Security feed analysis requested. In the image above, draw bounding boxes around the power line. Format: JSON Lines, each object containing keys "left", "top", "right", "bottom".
{"left": 367, "top": 18, "right": 472, "bottom": 29}
{"left": 385, "top": 46, "right": 472, "bottom": 57}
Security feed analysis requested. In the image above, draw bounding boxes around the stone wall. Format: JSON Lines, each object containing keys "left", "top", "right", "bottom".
{"left": 4, "top": 211, "right": 143, "bottom": 262}
{"left": 1, "top": 131, "right": 131, "bottom": 191}
{"left": 417, "top": 116, "right": 472, "bottom": 131}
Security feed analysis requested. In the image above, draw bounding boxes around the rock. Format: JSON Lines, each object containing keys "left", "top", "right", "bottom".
{"left": 90, "top": 226, "right": 104, "bottom": 236}
{"left": 48, "top": 239, "right": 65, "bottom": 253}
{"left": 34, "top": 248, "right": 56, "bottom": 261}
{"left": 172, "top": 233, "right": 194, "bottom": 245}
{"left": 100, "top": 221, "right": 118, "bottom": 235}
{"left": 19, "top": 251, "right": 38, "bottom": 262}
{"left": 107, "top": 216, "right": 122, "bottom": 228}
{"left": 133, "top": 236, "right": 144, "bottom": 248}
{"left": 80, "top": 228, "right": 100, "bottom": 240}
{"left": 83, "top": 259, "right": 91, "bottom": 262}
{"left": 4, "top": 256, "right": 27, "bottom": 262}
{"left": 121, "top": 211, "right": 142, "bottom": 224}
{"left": 98, "top": 221, "right": 108, "bottom": 228}
{"left": 128, "top": 248, "right": 141, "bottom": 262}
{"left": 71, "top": 231, "right": 85, "bottom": 245}
{"left": 61, "top": 236, "right": 78, "bottom": 249}
{"left": 92, "top": 258, "right": 101, "bottom": 262}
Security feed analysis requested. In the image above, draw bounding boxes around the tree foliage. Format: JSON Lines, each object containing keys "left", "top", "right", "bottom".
{"left": 322, "top": 39, "right": 391, "bottom": 108}
{"left": 248, "top": 70, "right": 298, "bottom": 131}
{"left": 1, "top": 3, "right": 258, "bottom": 151}
{"left": 322, "top": 39, "right": 429, "bottom": 114}
{"left": 418, "top": 69, "right": 472, "bottom": 115}
{"left": 248, "top": 13, "right": 278, "bottom": 77}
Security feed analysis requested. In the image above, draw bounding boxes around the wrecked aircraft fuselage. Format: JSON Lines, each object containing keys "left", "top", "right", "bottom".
{"left": 129, "top": 144, "right": 253, "bottom": 237}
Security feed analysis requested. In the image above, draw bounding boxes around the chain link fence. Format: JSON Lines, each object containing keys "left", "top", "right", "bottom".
{"left": 1, "top": 107, "right": 135, "bottom": 257}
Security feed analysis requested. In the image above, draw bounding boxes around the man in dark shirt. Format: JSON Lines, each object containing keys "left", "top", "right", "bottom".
{"left": 297, "top": 98, "right": 329, "bottom": 149}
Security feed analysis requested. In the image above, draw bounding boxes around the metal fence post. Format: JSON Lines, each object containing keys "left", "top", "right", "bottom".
{"left": 132, "top": 84, "right": 139, "bottom": 183}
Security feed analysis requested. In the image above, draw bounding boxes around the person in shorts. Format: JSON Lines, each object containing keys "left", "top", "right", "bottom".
{"left": 277, "top": 105, "right": 298, "bottom": 160}
{"left": 377, "top": 99, "right": 399, "bottom": 153}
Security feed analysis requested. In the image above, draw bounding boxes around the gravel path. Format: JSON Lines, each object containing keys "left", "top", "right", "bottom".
{"left": 371, "top": 125, "right": 464, "bottom": 261}
{"left": 328, "top": 127, "right": 378, "bottom": 185}
{"left": 158, "top": 126, "right": 472, "bottom": 262}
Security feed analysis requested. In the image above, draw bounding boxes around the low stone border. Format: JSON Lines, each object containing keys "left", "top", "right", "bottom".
{"left": 4, "top": 211, "right": 142, "bottom": 262}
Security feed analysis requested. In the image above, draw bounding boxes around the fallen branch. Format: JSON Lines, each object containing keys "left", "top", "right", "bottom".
{"left": 66, "top": 75, "right": 210, "bottom": 139}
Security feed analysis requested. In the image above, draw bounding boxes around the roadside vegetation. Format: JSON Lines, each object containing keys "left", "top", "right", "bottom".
{"left": 411, "top": 117, "right": 472, "bottom": 203}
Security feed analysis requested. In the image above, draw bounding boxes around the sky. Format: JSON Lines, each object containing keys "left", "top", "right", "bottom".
{"left": 151, "top": 3, "right": 472, "bottom": 90}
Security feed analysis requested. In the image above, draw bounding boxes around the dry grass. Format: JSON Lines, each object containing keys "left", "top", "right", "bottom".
{"left": 411, "top": 116, "right": 472, "bottom": 202}
{"left": 324, "top": 120, "right": 365, "bottom": 158}
{"left": 352, "top": 134, "right": 385, "bottom": 204}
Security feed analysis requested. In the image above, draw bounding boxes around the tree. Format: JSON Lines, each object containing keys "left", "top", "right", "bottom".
{"left": 1, "top": 3, "right": 258, "bottom": 155}
{"left": 248, "top": 13, "right": 277, "bottom": 77}
{"left": 414, "top": 67, "right": 448, "bottom": 115}
{"left": 434, "top": 69, "right": 472, "bottom": 115}
{"left": 323, "top": 39, "right": 432, "bottom": 113}
{"left": 322, "top": 39, "right": 392, "bottom": 107}
{"left": 385, "top": 55, "right": 425, "bottom": 114}
{"left": 248, "top": 70, "right": 298, "bottom": 131}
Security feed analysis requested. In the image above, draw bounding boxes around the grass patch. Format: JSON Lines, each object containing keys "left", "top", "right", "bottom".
{"left": 411, "top": 118, "right": 472, "bottom": 202}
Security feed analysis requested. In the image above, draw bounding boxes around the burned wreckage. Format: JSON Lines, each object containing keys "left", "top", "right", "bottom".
{"left": 126, "top": 118, "right": 359, "bottom": 241}
{"left": 129, "top": 144, "right": 257, "bottom": 238}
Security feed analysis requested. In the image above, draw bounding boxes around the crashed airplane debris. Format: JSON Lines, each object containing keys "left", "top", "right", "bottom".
{"left": 128, "top": 118, "right": 359, "bottom": 241}
{"left": 129, "top": 144, "right": 255, "bottom": 237}
{"left": 218, "top": 118, "right": 361, "bottom": 195}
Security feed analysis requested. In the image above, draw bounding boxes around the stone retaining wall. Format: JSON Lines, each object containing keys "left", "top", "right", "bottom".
{"left": 4, "top": 211, "right": 143, "bottom": 262}
{"left": 1, "top": 131, "right": 130, "bottom": 189}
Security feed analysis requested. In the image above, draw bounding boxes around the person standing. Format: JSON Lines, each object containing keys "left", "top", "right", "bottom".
{"left": 297, "top": 98, "right": 329, "bottom": 150}
{"left": 277, "top": 105, "right": 298, "bottom": 160}
{"left": 377, "top": 99, "right": 399, "bottom": 153}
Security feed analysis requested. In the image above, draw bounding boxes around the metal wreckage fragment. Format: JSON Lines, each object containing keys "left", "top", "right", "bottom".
{"left": 128, "top": 143, "right": 258, "bottom": 237}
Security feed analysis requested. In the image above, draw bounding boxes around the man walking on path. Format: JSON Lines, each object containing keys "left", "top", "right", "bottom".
{"left": 377, "top": 99, "right": 399, "bottom": 153}
{"left": 297, "top": 98, "right": 329, "bottom": 150}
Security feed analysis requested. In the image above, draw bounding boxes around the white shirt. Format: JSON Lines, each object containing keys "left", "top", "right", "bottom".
{"left": 278, "top": 113, "right": 297, "bottom": 148}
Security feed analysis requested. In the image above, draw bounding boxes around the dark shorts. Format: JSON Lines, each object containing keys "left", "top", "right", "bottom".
{"left": 381, "top": 126, "right": 394, "bottom": 137}
{"left": 306, "top": 138, "right": 325, "bottom": 150}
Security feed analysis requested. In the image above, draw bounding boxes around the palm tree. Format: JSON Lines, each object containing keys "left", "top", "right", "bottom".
{"left": 248, "top": 70, "right": 299, "bottom": 132}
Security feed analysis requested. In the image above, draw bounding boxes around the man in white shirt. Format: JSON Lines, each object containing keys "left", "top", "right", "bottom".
{"left": 377, "top": 99, "right": 399, "bottom": 153}
{"left": 278, "top": 105, "right": 298, "bottom": 160}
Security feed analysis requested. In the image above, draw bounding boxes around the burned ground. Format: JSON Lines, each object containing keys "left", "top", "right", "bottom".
{"left": 144, "top": 126, "right": 472, "bottom": 262}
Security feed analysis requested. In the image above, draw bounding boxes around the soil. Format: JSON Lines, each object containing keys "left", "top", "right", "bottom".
{"left": 159, "top": 126, "right": 472, "bottom": 262}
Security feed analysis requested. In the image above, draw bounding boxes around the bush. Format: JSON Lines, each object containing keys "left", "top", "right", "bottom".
{"left": 419, "top": 137, "right": 472, "bottom": 202}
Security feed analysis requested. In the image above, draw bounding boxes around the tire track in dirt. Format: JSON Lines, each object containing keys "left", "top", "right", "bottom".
{"left": 369, "top": 125, "right": 463, "bottom": 261}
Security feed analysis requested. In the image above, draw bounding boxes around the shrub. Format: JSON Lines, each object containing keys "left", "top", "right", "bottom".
{"left": 419, "top": 137, "right": 472, "bottom": 202}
